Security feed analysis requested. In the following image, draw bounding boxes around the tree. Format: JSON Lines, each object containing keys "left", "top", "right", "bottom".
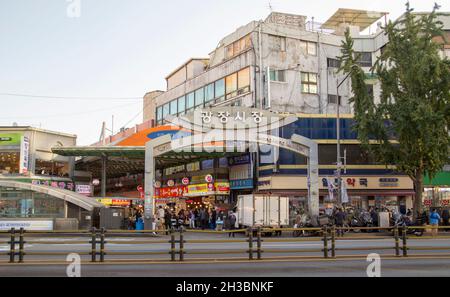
{"left": 339, "top": 2, "right": 450, "bottom": 218}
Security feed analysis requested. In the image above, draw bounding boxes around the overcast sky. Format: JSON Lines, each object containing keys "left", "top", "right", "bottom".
{"left": 0, "top": 0, "right": 447, "bottom": 145}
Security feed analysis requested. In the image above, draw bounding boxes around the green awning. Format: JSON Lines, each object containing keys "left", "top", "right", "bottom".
{"left": 424, "top": 171, "right": 450, "bottom": 186}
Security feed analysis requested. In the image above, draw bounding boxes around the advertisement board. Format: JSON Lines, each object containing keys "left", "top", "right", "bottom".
{"left": 0, "top": 220, "right": 53, "bottom": 231}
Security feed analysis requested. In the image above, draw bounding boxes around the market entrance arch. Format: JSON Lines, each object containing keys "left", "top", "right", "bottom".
{"left": 144, "top": 107, "right": 319, "bottom": 223}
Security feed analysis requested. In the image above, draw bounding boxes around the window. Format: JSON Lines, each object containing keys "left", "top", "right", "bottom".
{"left": 225, "top": 73, "right": 238, "bottom": 99}
{"left": 170, "top": 100, "right": 178, "bottom": 115}
{"left": 177, "top": 96, "right": 186, "bottom": 114}
{"left": 186, "top": 92, "right": 195, "bottom": 109}
{"left": 269, "top": 35, "right": 286, "bottom": 51}
{"left": 195, "top": 88, "right": 204, "bottom": 107}
{"left": 269, "top": 69, "right": 286, "bottom": 82}
{"left": 225, "top": 34, "right": 252, "bottom": 59}
{"left": 162, "top": 103, "right": 170, "bottom": 118}
{"left": 301, "top": 72, "right": 318, "bottom": 94}
{"left": 327, "top": 94, "right": 342, "bottom": 105}
{"left": 327, "top": 58, "right": 340, "bottom": 68}
{"left": 356, "top": 52, "right": 372, "bottom": 67}
{"left": 201, "top": 159, "right": 214, "bottom": 170}
{"left": 205, "top": 83, "right": 215, "bottom": 103}
{"left": 156, "top": 106, "right": 162, "bottom": 121}
{"left": 215, "top": 79, "right": 225, "bottom": 100}
{"left": 300, "top": 41, "right": 316, "bottom": 56}
{"left": 237, "top": 67, "right": 250, "bottom": 91}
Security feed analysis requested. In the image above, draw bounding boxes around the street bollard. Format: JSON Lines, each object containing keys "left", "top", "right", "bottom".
{"left": 331, "top": 226, "right": 336, "bottom": 258}
{"left": 323, "top": 226, "right": 329, "bottom": 259}
{"left": 402, "top": 225, "right": 408, "bottom": 257}
{"left": 248, "top": 227, "right": 253, "bottom": 260}
{"left": 9, "top": 228, "right": 15, "bottom": 263}
{"left": 100, "top": 228, "right": 106, "bottom": 262}
{"left": 394, "top": 226, "right": 400, "bottom": 257}
{"left": 90, "top": 227, "right": 96, "bottom": 262}
{"left": 19, "top": 228, "right": 25, "bottom": 263}
{"left": 179, "top": 229, "right": 184, "bottom": 262}
{"left": 256, "top": 227, "right": 262, "bottom": 260}
{"left": 170, "top": 230, "right": 176, "bottom": 262}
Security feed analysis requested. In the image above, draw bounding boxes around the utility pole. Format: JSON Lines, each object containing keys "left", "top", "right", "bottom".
{"left": 336, "top": 67, "right": 356, "bottom": 205}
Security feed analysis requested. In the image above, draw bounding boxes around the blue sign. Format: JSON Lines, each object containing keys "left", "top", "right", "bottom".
{"left": 147, "top": 130, "right": 191, "bottom": 140}
{"left": 230, "top": 179, "right": 254, "bottom": 190}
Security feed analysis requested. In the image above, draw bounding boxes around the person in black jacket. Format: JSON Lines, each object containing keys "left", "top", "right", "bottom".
{"left": 442, "top": 208, "right": 450, "bottom": 231}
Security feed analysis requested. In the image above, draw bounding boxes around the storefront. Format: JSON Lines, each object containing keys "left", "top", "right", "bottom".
{"left": 257, "top": 175, "right": 415, "bottom": 214}
{"left": 423, "top": 171, "right": 450, "bottom": 208}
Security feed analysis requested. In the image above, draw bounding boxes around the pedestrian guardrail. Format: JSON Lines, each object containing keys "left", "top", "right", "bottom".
{"left": 1, "top": 226, "right": 450, "bottom": 264}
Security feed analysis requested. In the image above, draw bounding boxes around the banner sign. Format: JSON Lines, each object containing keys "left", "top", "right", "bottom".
{"left": 19, "top": 136, "right": 30, "bottom": 174}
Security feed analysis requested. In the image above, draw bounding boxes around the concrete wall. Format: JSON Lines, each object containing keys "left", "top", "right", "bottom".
{"left": 143, "top": 90, "right": 164, "bottom": 123}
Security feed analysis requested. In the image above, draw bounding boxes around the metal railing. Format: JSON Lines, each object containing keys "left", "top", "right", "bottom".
{"left": 1, "top": 226, "right": 450, "bottom": 263}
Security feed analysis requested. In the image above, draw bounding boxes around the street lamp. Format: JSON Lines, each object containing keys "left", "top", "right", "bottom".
{"left": 336, "top": 65, "right": 359, "bottom": 206}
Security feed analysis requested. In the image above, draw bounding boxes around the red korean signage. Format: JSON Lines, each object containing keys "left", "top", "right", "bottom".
{"left": 155, "top": 186, "right": 187, "bottom": 198}
{"left": 424, "top": 199, "right": 433, "bottom": 206}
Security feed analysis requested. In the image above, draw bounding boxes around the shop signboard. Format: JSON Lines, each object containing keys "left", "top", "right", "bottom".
{"left": 441, "top": 199, "right": 449, "bottom": 206}
{"left": 205, "top": 174, "right": 214, "bottom": 183}
{"left": 156, "top": 186, "right": 187, "bottom": 198}
{"left": 215, "top": 182, "right": 230, "bottom": 194}
{"left": 31, "top": 179, "right": 75, "bottom": 191}
{"left": 0, "top": 220, "right": 53, "bottom": 231}
{"left": 182, "top": 177, "right": 190, "bottom": 185}
{"left": 424, "top": 199, "right": 433, "bottom": 206}
{"left": 186, "top": 184, "right": 213, "bottom": 196}
{"left": 230, "top": 179, "right": 254, "bottom": 190}
{"left": 75, "top": 184, "right": 92, "bottom": 196}
{"left": 96, "top": 199, "right": 132, "bottom": 207}
{"left": 167, "top": 179, "right": 175, "bottom": 187}
{"left": 228, "top": 154, "right": 251, "bottom": 166}
{"left": 0, "top": 133, "right": 22, "bottom": 147}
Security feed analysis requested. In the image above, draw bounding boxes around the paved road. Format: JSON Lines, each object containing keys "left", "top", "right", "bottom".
{"left": 2, "top": 258, "right": 450, "bottom": 277}
{"left": 1, "top": 232, "right": 450, "bottom": 263}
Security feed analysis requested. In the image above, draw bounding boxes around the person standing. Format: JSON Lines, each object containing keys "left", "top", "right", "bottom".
{"left": 429, "top": 209, "right": 441, "bottom": 237}
{"left": 164, "top": 209, "right": 172, "bottom": 235}
{"left": 228, "top": 211, "right": 237, "bottom": 238}
{"left": 189, "top": 209, "right": 196, "bottom": 229}
{"left": 211, "top": 208, "right": 217, "bottom": 230}
{"left": 442, "top": 208, "right": 449, "bottom": 231}
{"left": 334, "top": 208, "right": 346, "bottom": 237}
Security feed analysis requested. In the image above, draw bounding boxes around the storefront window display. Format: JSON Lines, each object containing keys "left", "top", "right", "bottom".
{"left": 0, "top": 152, "right": 20, "bottom": 174}
{"left": 0, "top": 187, "right": 65, "bottom": 218}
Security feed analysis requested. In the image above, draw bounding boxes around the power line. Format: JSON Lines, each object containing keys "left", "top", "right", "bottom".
{"left": 0, "top": 102, "right": 140, "bottom": 120}
{"left": 0, "top": 92, "right": 143, "bottom": 101}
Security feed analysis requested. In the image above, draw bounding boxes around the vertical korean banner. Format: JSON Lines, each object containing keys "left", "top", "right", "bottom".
{"left": 19, "top": 136, "right": 30, "bottom": 174}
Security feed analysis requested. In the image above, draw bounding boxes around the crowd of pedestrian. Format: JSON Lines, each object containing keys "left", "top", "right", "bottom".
{"left": 152, "top": 205, "right": 238, "bottom": 236}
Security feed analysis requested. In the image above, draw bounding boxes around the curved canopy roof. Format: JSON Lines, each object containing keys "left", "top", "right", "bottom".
{"left": 321, "top": 8, "right": 387, "bottom": 31}
{"left": 0, "top": 180, "right": 104, "bottom": 211}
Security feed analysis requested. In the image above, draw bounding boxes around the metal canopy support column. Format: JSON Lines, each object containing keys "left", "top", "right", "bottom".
{"left": 144, "top": 135, "right": 173, "bottom": 229}
{"left": 101, "top": 155, "right": 107, "bottom": 198}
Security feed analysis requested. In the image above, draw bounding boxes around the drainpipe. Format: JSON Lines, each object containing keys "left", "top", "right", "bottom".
{"left": 258, "top": 21, "right": 264, "bottom": 109}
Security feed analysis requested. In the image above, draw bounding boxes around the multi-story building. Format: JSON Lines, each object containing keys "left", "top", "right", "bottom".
{"left": 139, "top": 9, "right": 450, "bottom": 217}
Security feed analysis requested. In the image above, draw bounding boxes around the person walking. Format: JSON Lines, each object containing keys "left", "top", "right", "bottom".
{"left": 189, "top": 209, "right": 196, "bottom": 229}
{"left": 442, "top": 208, "right": 449, "bottom": 231}
{"left": 210, "top": 208, "right": 217, "bottom": 230}
{"left": 199, "top": 207, "right": 207, "bottom": 230}
{"left": 429, "top": 209, "right": 441, "bottom": 237}
{"left": 164, "top": 209, "right": 172, "bottom": 235}
{"left": 228, "top": 211, "right": 237, "bottom": 238}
